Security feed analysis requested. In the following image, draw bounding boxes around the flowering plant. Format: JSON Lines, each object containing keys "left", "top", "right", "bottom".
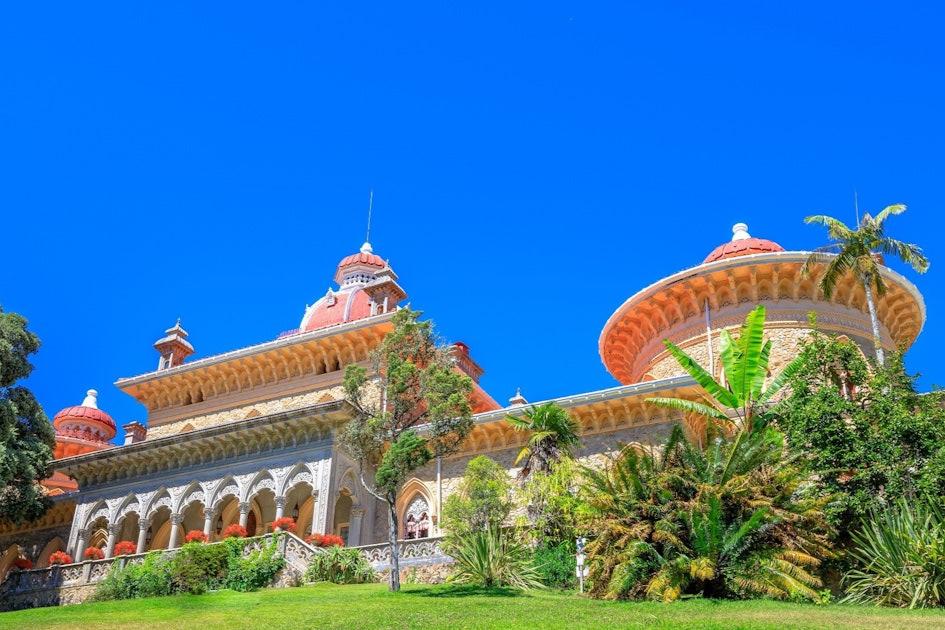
{"left": 271, "top": 517, "right": 297, "bottom": 533}
{"left": 185, "top": 530, "right": 209, "bottom": 543}
{"left": 83, "top": 547, "right": 105, "bottom": 560}
{"left": 113, "top": 540, "right": 137, "bottom": 556}
{"left": 48, "top": 551, "right": 73, "bottom": 565}
{"left": 305, "top": 533, "right": 344, "bottom": 548}
{"left": 221, "top": 524, "right": 248, "bottom": 539}
{"left": 13, "top": 557, "right": 33, "bottom": 570}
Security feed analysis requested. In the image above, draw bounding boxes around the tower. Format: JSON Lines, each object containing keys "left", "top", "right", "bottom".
{"left": 154, "top": 319, "right": 194, "bottom": 370}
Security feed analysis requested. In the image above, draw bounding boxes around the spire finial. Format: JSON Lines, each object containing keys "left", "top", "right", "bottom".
{"left": 82, "top": 389, "right": 99, "bottom": 409}
{"left": 362, "top": 188, "right": 374, "bottom": 252}
{"left": 731, "top": 223, "right": 750, "bottom": 241}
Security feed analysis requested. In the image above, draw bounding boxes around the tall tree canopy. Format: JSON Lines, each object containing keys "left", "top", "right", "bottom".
{"left": 802, "top": 204, "right": 929, "bottom": 365}
{"left": 773, "top": 329, "right": 945, "bottom": 532}
{"left": 340, "top": 308, "right": 473, "bottom": 591}
{"left": 0, "top": 307, "right": 55, "bottom": 523}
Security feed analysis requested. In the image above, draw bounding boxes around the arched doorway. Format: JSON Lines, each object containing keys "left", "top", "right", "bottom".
{"left": 332, "top": 491, "right": 353, "bottom": 545}
{"left": 36, "top": 537, "right": 66, "bottom": 568}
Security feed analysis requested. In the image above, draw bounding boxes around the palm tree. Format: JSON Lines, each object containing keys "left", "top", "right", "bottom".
{"left": 647, "top": 305, "right": 802, "bottom": 434}
{"left": 506, "top": 402, "right": 580, "bottom": 478}
{"left": 802, "top": 204, "right": 929, "bottom": 366}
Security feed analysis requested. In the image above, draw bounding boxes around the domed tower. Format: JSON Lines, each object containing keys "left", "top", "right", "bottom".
{"left": 299, "top": 241, "right": 407, "bottom": 333}
{"left": 45, "top": 390, "right": 116, "bottom": 494}
{"left": 599, "top": 222, "right": 926, "bottom": 384}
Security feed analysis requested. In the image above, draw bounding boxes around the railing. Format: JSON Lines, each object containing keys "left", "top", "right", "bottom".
{"left": 356, "top": 536, "right": 451, "bottom": 570}
{"left": 0, "top": 532, "right": 320, "bottom": 611}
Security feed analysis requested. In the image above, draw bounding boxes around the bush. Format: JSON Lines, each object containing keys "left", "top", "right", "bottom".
{"left": 185, "top": 530, "right": 209, "bottom": 543}
{"left": 445, "top": 527, "right": 543, "bottom": 590}
{"left": 441, "top": 456, "right": 512, "bottom": 538}
{"left": 170, "top": 541, "right": 232, "bottom": 594}
{"left": 225, "top": 537, "right": 285, "bottom": 592}
{"left": 94, "top": 553, "right": 173, "bottom": 601}
{"left": 843, "top": 498, "right": 945, "bottom": 608}
{"left": 84, "top": 547, "right": 105, "bottom": 560}
{"left": 534, "top": 541, "right": 576, "bottom": 589}
{"left": 48, "top": 551, "right": 73, "bottom": 565}
{"left": 113, "top": 540, "right": 137, "bottom": 556}
{"left": 94, "top": 537, "right": 286, "bottom": 600}
{"left": 13, "top": 557, "right": 33, "bottom": 570}
{"left": 272, "top": 517, "right": 297, "bottom": 533}
{"left": 304, "top": 546, "right": 375, "bottom": 584}
{"left": 305, "top": 533, "right": 344, "bottom": 548}
{"left": 222, "top": 524, "right": 248, "bottom": 539}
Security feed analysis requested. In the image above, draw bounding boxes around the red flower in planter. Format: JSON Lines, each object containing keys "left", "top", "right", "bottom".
{"left": 13, "top": 557, "right": 33, "bottom": 570}
{"left": 113, "top": 540, "right": 137, "bottom": 556}
{"left": 305, "top": 533, "right": 344, "bottom": 548}
{"left": 48, "top": 551, "right": 73, "bottom": 565}
{"left": 221, "top": 524, "right": 248, "bottom": 539}
{"left": 271, "top": 517, "right": 297, "bottom": 533}
{"left": 83, "top": 547, "right": 105, "bottom": 560}
{"left": 185, "top": 530, "right": 209, "bottom": 543}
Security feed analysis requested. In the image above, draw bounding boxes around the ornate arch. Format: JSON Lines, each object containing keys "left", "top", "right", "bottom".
{"left": 397, "top": 478, "right": 433, "bottom": 539}
{"left": 83, "top": 500, "right": 110, "bottom": 529}
{"left": 242, "top": 470, "right": 276, "bottom": 503}
{"left": 174, "top": 481, "right": 206, "bottom": 514}
{"left": 277, "top": 463, "right": 315, "bottom": 497}
{"left": 36, "top": 537, "right": 66, "bottom": 568}
{"left": 207, "top": 476, "right": 240, "bottom": 510}
{"left": 112, "top": 493, "right": 140, "bottom": 524}
{"left": 145, "top": 488, "right": 173, "bottom": 520}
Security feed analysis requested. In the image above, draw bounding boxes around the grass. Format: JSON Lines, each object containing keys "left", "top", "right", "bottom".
{"left": 2, "top": 583, "right": 945, "bottom": 629}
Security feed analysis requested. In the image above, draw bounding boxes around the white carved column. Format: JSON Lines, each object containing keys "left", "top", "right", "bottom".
{"left": 310, "top": 491, "right": 320, "bottom": 535}
{"left": 136, "top": 519, "right": 150, "bottom": 554}
{"left": 104, "top": 524, "right": 120, "bottom": 559}
{"left": 74, "top": 528, "right": 88, "bottom": 561}
{"left": 349, "top": 508, "right": 365, "bottom": 547}
{"left": 238, "top": 502, "right": 250, "bottom": 528}
{"left": 274, "top": 497, "right": 286, "bottom": 522}
{"left": 168, "top": 514, "right": 183, "bottom": 549}
{"left": 203, "top": 511, "right": 214, "bottom": 538}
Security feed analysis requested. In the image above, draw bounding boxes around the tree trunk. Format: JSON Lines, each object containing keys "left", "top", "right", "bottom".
{"left": 387, "top": 499, "right": 401, "bottom": 592}
{"left": 862, "top": 280, "right": 885, "bottom": 366}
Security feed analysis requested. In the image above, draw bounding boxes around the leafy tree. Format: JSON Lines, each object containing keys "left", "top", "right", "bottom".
{"left": 441, "top": 455, "right": 512, "bottom": 538}
{"left": 340, "top": 308, "right": 473, "bottom": 591}
{"left": 506, "top": 402, "right": 580, "bottom": 479}
{"left": 515, "top": 458, "right": 581, "bottom": 547}
{"left": 773, "top": 330, "right": 945, "bottom": 530}
{"left": 647, "top": 304, "right": 803, "bottom": 434}
{"left": 0, "top": 307, "right": 55, "bottom": 523}
{"left": 802, "top": 204, "right": 929, "bottom": 365}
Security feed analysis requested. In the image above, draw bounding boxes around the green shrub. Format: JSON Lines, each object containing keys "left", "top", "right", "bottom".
{"left": 94, "top": 536, "right": 285, "bottom": 600}
{"left": 441, "top": 456, "right": 512, "bottom": 538}
{"left": 304, "top": 546, "right": 375, "bottom": 585}
{"left": 843, "top": 498, "right": 945, "bottom": 608}
{"left": 94, "top": 553, "right": 172, "bottom": 601}
{"left": 534, "top": 541, "right": 576, "bottom": 589}
{"left": 225, "top": 537, "right": 286, "bottom": 592}
{"left": 445, "top": 527, "right": 543, "bottom": 590}
{"left": 170, "top": 541, "right": 231, "bottom": 594}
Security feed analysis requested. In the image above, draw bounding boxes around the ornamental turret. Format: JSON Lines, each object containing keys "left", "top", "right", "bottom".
{"left": 154, "top": 319, "right": 194, "bottom": 370}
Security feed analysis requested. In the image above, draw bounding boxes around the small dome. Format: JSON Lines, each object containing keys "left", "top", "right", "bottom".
{"left": 52, "top": 389, "right": 116, "bottom": 442}
{"left": 299, "top": 288, "right": 374, "bottom": 332}
{"left": 703, "top": 223, "right": 784, "bottom": 263}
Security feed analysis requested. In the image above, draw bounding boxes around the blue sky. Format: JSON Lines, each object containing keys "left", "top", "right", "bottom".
{"left": 2, "top": 3, "right": 943, "bottom": 440}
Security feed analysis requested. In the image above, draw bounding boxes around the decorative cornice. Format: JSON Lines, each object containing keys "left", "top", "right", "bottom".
{"left": 52, "top": 400, "right": 353, "bottom": 487}
{"left": 599, "top": 251, "right": 926, "bottom": 384}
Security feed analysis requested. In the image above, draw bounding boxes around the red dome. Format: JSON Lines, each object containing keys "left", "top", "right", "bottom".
{"left": 53, "top": 405, "right": 116, "bottom": 433}
{"left": 703, "top": 223, "right": 784, "bottom": 263}
{"left": 704, "top": 237, "right": 784, "bottom": 263}
{"left": 337, "top": 251, "right": 385, "bottom": 269}
{"left": 300, "top": 288, "right": 374, "bottom": 332}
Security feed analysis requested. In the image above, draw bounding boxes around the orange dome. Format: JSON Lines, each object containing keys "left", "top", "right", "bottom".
{"left": 300, "top": 288, "right": 374, "bottom": 332}
{"left": 52, "top": 390, "right": 116, "bottom": 454}
{"left": 703, "top": 223, "right": 784, "bottom": 263}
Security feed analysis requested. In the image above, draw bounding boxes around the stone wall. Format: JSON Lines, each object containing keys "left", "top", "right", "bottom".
{"left": 0, "top": 533, "right": 318, "bottom": 612}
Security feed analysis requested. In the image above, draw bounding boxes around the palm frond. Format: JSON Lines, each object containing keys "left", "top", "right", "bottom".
{"left": 646, "top": 397, "right": 730, "bottom": 422}
{"left": 662, "top": 339, "right": 738, "bottom": 409}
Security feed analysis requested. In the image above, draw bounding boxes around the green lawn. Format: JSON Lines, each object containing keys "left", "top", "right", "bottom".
{"left": 2, "top": 583, "right": 944, "bottom": 629}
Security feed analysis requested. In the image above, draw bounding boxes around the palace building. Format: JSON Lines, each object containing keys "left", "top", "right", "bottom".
{"left": 0, "top": 222, "right": 926, "bottom": 581}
